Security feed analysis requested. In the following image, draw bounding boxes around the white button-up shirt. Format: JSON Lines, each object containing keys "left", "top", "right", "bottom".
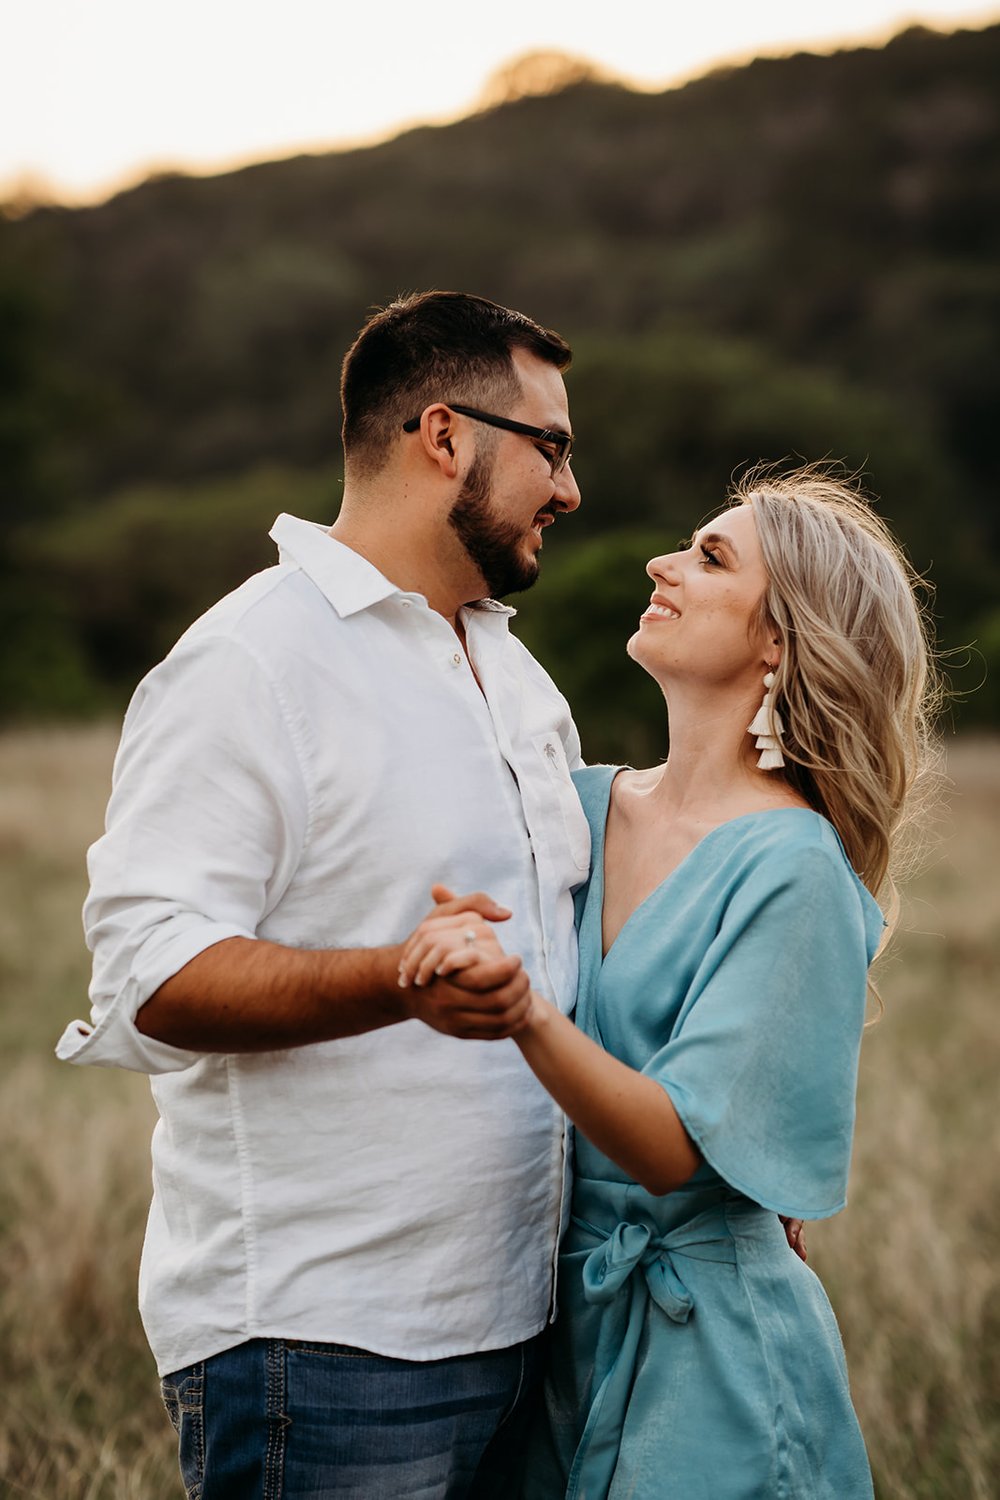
{"left": 57, "top": 515, "right": 590, "bottom": 1377}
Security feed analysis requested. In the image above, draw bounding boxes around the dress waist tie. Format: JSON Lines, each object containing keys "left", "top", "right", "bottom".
{"left": 566, "top": 1206, "right": 738, "bottom": 1500}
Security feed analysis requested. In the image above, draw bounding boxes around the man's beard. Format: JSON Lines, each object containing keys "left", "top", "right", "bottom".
{"left": 447, "top": 452, "right": 543, "bottom": 600}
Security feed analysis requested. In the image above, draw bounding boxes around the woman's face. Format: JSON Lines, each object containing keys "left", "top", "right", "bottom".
{"left": 628, "top": 503, "right": 776, "bottom": 689}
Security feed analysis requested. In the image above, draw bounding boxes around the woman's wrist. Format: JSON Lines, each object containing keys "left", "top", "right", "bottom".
{"left": 514, "top": 989, "right": 553, "bottom": 1044}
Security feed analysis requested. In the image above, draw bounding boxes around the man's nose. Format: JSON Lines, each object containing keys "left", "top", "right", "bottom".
{"left": 553, "top": 461, "right": 581, "bottom": 512}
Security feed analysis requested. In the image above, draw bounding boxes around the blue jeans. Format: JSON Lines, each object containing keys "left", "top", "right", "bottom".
{"left": 160, "top": 1335, "right": 543, "bottom": 1499}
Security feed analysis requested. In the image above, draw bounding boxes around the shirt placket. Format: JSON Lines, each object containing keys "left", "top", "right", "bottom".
{"left": 466, "top": 613, "right": 571, "bottom": 1323}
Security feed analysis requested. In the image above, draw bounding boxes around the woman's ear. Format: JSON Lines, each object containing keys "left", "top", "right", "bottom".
{"left": 750, "top": 607, "right": 781, "bottom": 669}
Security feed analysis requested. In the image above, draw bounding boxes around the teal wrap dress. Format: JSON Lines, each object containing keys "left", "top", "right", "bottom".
{"left": 523, "top": 766, "right": 885, "bottom": 1500}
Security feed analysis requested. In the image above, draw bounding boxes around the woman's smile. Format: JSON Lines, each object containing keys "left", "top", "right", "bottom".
{"left": 640, "top": 597, "right": 681, "bottom": 622}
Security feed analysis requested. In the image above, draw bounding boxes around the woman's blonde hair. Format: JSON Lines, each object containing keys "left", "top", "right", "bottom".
{"left": 734, "top": 463, "right": 942, "bottom": 916}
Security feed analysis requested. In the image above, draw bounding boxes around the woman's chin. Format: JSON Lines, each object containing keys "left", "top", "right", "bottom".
{"left": 626, "top": 630, "right": 656, "bottom": 669}
{"left": 627, "top": 633, "right": 674, "bottom": 692}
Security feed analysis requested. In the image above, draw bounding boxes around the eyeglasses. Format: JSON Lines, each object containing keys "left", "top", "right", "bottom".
{"left": 402, "top": 403, "right": 574, "bottom": 476}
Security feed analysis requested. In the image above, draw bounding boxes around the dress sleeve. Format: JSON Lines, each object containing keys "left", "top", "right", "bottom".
{"left": 649, "top": 841, "right": 873, "bottom": 1219}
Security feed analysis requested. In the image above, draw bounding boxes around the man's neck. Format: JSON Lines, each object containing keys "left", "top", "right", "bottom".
{"left": 329, "top": 512, "right": 482, "bottom": 631}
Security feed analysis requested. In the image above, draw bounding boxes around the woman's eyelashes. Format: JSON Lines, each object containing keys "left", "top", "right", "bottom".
{"left": 674, "top": 536, "right": 723, "bottom": 566}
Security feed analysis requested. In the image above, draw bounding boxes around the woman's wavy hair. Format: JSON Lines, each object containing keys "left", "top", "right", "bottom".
{"left": 734, "top": 463, "right": 942, "bottom": 921}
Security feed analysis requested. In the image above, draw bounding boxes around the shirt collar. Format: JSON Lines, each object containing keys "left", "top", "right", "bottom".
{"left": 269, "top": 514, "right": 403, "bottom": 618}
{"left": 269, "top": 513, "right": 517, "bottom": 622}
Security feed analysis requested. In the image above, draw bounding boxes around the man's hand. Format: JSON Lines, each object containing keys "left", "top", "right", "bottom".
{"left": 780, "top": 1217, "right": 808, "bottom": 1262}
{"left": 397, "top": 955, "right": 531, "bottom": 1041}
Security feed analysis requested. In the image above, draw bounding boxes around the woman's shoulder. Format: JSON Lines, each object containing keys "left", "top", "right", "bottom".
{"left": 718, "top": 806, "right": 856, "bottom": 889}
{"left": 720, "top": 808, "right": 886, "bottom": 957}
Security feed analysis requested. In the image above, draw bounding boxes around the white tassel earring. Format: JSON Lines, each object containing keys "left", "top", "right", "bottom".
{"left": 748, "top": 668, "right": 785, "bottom": 770}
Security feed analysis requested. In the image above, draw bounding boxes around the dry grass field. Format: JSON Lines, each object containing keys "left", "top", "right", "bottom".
{"left": 0, "top": 724, "right": 997, "bottom": 1499}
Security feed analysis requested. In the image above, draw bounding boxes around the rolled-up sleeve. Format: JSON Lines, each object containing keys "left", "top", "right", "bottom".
{"left": 57, "top": 635, "right": 311, "bottom": 1073}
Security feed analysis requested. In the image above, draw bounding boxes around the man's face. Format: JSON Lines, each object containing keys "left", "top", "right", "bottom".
{"left": 447, "top": 350, "right": 581, "bottom": 599}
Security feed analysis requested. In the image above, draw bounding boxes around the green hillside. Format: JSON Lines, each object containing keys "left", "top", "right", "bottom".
{"left": 2, "top": 22, "right": 998, "bottom": 740}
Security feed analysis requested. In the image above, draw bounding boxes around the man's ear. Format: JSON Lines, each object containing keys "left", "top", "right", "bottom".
{"left": 416, "top": 405, "right": 461, "bottom": 481}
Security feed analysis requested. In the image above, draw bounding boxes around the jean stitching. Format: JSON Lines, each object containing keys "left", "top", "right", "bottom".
{"left": 264, "top": 1339, "right": 288, "bottom": 1500}
{"left": 175, "top": 1373, "right": 204, "bottom": 1414}
{"left": 192, "top": 1362, "right": 205, "bottom": 1500}
{"left": 163, "top": 1364, "right": 204, "bottom": 1500}
{"left": 287, "top": 1341, "right": 380, "bottom": 1360}
{"left": 161, "top": 1380, "right": 181, "bottom": 1435}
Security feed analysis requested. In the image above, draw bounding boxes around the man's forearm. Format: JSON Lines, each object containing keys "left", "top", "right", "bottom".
{"left": 135, "top": 936, "right": 407, "bottom": 1051}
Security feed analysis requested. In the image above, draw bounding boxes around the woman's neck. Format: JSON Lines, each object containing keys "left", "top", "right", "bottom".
{"left": 646, "top": 691, "right": 798, "bottom": 823}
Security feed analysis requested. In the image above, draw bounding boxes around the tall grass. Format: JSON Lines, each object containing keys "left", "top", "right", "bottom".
{"left": 0, "top": 727, "right": 175, "bottom": 1497}
{"left": 0, "top": 725, "right": 997, "bottom": 1498}
{"left": 813, "top": 739, "right": 1000, "bottom": 1499}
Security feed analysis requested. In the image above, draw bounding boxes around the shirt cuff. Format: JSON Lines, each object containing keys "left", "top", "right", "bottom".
{"left": 57, "top": 921, "right": 252, "bottom": 1074}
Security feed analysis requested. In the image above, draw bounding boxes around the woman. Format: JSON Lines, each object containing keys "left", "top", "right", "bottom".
{"left": 400, "top": 465, "right": 937, "bottom": 1499}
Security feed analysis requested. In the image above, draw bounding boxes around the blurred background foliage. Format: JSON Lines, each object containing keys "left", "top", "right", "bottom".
{"left": 2, "top": 22, "right": 998, "bottom": 755}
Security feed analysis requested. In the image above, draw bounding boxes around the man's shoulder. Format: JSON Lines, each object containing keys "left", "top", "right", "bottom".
{"left": 175, "top": 562, "right": 330, "bottom": 658}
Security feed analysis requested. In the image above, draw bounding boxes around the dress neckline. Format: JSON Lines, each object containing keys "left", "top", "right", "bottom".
{"left": 590, "top": 767, "right": 826, "bottom": 964}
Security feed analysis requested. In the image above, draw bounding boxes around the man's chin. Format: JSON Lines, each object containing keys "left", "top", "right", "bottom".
{"left": 490, "top": 558, "right": 541, "bottom": 600}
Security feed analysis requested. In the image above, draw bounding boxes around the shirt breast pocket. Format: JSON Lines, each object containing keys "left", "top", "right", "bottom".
{"left": 532, "top": 733, "right": 591, "bottom": 874}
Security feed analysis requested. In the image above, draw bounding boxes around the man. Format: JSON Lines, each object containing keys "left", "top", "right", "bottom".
{"left": 57, "top": 291, "right": 588, "bottom": 1498}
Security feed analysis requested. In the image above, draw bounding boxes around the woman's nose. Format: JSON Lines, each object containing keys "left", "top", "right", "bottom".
{"left": 646, "top": 552, "right": 681, "bottom": 583}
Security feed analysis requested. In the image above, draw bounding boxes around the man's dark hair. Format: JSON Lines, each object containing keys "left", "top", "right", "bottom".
{"left": 340, "top": 290, "right": 572, "bottom": 477}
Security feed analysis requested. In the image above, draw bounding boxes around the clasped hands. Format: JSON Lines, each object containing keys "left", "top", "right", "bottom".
{"left": 396, "top": 884, "right": 535, "bottom": 1042}
{"left": 396, "top": 884, "right": 807, "bottom": 1261}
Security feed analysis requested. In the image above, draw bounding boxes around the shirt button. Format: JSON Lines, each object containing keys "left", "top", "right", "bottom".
{"left": 451, "top": 653, "right": 462, "bottom": 666}
{"left": 400, "top": 599, "right": 411, "bottom": 609}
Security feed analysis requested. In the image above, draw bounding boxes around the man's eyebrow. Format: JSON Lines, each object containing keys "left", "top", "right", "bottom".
{"left": 695, "top": 530, "right": 740, "bottom": 561}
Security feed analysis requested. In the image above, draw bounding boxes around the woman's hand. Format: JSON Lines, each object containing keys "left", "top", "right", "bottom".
{"left": 399, "top": 909, "right": 511, "bottom": 989}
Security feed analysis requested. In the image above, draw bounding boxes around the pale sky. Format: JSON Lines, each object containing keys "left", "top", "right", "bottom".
{"left": 4, "top": 0, "right": 999, "bottom": 205}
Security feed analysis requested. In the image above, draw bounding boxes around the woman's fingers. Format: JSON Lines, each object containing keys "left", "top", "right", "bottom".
{"left": 399, "top": 891, "right": 517, "bottom": 988}
{"left": 398, "top": 923, "right": 470, "bottom": 983}
{"left": 434, "top": 946, "right": 493, "bottom": 978}
{"left": 415, "top": 940, "right": 488, "bottom": 989}
{"left": 404, "top": 941, "right": 509, "bottom": 989}
{"left": 399, "top": 914, "right": 500, "bottom": 983}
